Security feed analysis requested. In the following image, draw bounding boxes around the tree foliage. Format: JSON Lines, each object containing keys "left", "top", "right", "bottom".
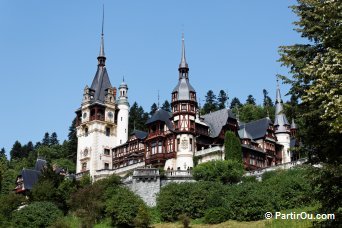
{"left": 278, "top": 1, "right": 341, "bottom": 223}
{"left": 230, "top": 97, "right": 242, "bottom": 109}
{"left": 192, "top": 160, "right": 243, "bottom": 184}
{"left": 161, "top": 100, "right": 171, "bottom": 112}
{"left": 11, "top": 201, "right": 63, "bottom": 228}
{"left": 202, "top": 90, "right": 218, "bottom": 114}
{"left": 150, "top": 103, "right": 158, "bottom": 116}
{"left": 245, "top": 94, "right": 256, "bottom": 105}
{"left": 217, "top": 90, "right": 228, "bottom": 109}
{"left": 106, "top": 187, "right": 149, "bottom": 227}
{"left": 224, "top": 131, "right": 242, "bottom": 163}
{"left": 128, "top": 102, "right": 149, "bottom": 134}
{"left": 157, "top": 182, "right": 227, "bottom": 221}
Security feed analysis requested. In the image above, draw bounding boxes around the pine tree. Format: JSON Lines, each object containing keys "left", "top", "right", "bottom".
{"left": 42, "top": 132, "right": 50, "bottom": 146}
{"left": 50, "top": 132, "right": 59, "bottom": 145}
{"left": 202, "top": 90, "right": 218, "bottom": 114}
{"left": 217, "top": 90, "right": 228, "bottom": 109}
{"left": 262, "top": 89, "right": 273, "bottom": 107}
{"left": 230, "top": 97, "right": 242, "bottom": 109}
{"left": 10, "top": 141, "right": 23, "bottom": 160}
{"left": 161, "top": 100, "right": 171, "bottom": 112}
{"left": 129, "top": 102, "right": 149, "bottom": 134}
{"left": 245, "top": 95, "right": 256, "bottom": 105}
{"left": 21, "top": 141, "right": 34, "bottom": 158}
{"left": 67, "top": 118, "right": 78, "bottom": 163}
{"left": 0, "top": 148, "right": 6, "bottom": 159}
{"left": 150, "top": 103, "right": 158, "bottom": 116}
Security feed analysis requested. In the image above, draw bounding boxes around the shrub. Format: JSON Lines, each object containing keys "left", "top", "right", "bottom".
{"left": 11, "top": 201, "right": 63, "bottom": 228}
{"left": 106, "top": 186, "right": 148, "bottom": 227}
{"left": 192, "top": 160, "right": 243, "bottom": 184}
{"left": 179, "top": 213, "right": 190, "bottom": 228}
{"left": 204, "top": 207, "right": 229, "bottom": 224}
{"left": 0, "top": 193, "right": 26, "bottom": 226}
{"left": 134, "top": 204, "right": 151, "bottom": 228}
{"left": 157, "top": 182, "right": 227, "bottom": 221}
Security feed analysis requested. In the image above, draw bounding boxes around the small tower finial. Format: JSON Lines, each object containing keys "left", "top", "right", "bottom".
{"left": 123, "top": 75, "right": 125, "bottom": 82}
{"left": 98, "top": 5, "right": 105, "bottom": 58}
{"left": 157, "top": 90, "right": 160, "bottom": 109}
{"left": 97, "top": 5, "right": 106, "bottom": 66}
{"left": 101, "top": 4, "right": 104, "bottom": 36}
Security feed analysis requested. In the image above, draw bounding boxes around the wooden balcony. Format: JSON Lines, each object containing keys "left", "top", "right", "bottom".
{"left": 145, "top": 152, "right": 176, "bottom": 165}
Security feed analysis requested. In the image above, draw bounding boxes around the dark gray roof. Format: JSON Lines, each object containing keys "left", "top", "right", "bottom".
{"left": 202, "top": 109, "right": 236, "bottom": 138}
{"left": 290, "top": 138, "right": 298, "bottom": 148}
{"left": 238, "top": 127, "right": 253, "bottom": 140}
{"left": 34, "top": 158, "right": 47, "bottom": 171}
{"left": 90, "top": 66, "right": 112, "bottom": 104}
{"left": 21, "top": 169, "right": 41, "bottom": 190}
{"left": 240, "top": 117, "right": 273, "bottom": 140}
{"left": 146, "top": 108, "right": 174, "bottom": 130}
{"left": 172, "top": 78, "right": 196, "bottom": 100}
{"left": 131, "top": 130, "right": 148, "bottom": 139}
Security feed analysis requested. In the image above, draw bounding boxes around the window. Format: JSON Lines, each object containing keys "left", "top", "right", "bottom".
{"left": 174, "top": 121, "right": 179, "bottom": 130}
{"left": 104, "top": 163, "right": 109, "bottom": 170}
{"left": 181, "top": 104, "right": 187, "bottom": 111}
{"left": 158, "top": 142, "right": 163, "bottom": 153}
{"left": 106, "top": 127, "right": 110, "bottom": 136}
{"left": 177, "top": 139, "right": 180, "bottom": 151}
{"left": 121, "top": 117, "right": 123, "bottom": 121}
{"left": 190, "top": 105, "right": 194, "bottom": 111}
{"left": 152, "top": 143, "right": 156, "bottom": 154}
{"left": 82, "top": 162, "right": 87, "bottom": 170}
{"left": 189, "top": 138, "right": 192, "bottom": 151}
{"left": 85, "top": 128, "right": 88, "bottom": 137}
{"left": 104, "top": 149, "right": 110, "bottom": 155}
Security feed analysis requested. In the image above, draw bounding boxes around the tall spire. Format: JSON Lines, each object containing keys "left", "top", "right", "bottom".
{"left": 274, "top": 77, "right": 290, "bottom": 133}
{"left": 97, "top": 5, "right": 106, "bottom": 66}
{"left": 275, "top": 77, "right": 283, "bottom": 115}
{"left": 179, "top": 33, "right": 188, "bottom": 69}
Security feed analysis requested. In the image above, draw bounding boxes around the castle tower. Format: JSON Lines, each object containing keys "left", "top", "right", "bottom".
{"left": 168, "top": 34, "right": 198, "bottom": 171}
{"left": 274, "top": 79, "right": 291, "bottom": 163}
{"left": 75, "top": 13, "right": 117, "bottom": 178}
{"left": 116, "top": 78, "right": 129, "bottom": 145}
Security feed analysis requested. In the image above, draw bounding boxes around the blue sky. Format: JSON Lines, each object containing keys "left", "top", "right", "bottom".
{"left": 0, "top": 1, "right": 304, "bottom": 156}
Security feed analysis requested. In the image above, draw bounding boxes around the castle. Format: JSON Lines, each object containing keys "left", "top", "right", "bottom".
{"left": 75, "top": 26, "right": 299, "bottom": 182}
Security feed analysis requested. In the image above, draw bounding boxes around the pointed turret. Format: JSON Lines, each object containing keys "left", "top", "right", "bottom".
{"left": 172, "top": 33, "right": 195, "bottom": 101}
{"left": 290, "top": 118, "right": 298, "bottom": 138}
{"left": 274, "top": 79, "right": 290, "bottom": 133}
{"left": 179, "top": 33, "right": 188, "bottom": 70}
{"left": 89, "top": 7, "right": 112, "bottom": 104}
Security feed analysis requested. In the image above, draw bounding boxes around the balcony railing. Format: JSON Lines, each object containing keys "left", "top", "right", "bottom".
{"left": 165, "top": 170, "right": 192, "bottom": 177}
{"left": 194, "top": 146, "right": 223, "bottom": 157}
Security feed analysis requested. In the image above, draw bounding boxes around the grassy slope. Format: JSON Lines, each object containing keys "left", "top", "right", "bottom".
{"left": 61, "top": 206, "right": 320, "bottom": 228}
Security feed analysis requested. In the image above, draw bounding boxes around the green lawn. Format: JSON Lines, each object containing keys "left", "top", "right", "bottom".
{"left": 58, "top": 206, "right": 324, "bottom": 228}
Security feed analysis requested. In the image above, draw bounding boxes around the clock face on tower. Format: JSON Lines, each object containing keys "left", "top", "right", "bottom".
{"left": 108, "top": 112, "right": 113, "bottom": 118}
{"left": 83, "top": 112, "right": 87, "bottom": 119}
